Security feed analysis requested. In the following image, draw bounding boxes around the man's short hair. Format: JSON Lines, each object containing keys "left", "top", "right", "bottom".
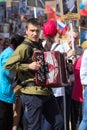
{"left": 26, "top": 18, "right": 41, "bottom": 29}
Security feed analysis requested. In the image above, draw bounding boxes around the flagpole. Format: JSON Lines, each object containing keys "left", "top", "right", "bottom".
{"left": 34, "top": 0, "right": 37, "bottom": 18}
{"left": 69, "top": 21, "right": 75, "bottom": 50}
{"left": 34, "top": 7, "right": 37, "bottom": 18}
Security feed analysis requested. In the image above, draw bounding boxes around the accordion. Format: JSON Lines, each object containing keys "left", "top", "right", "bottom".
{"left": 34, "top": 51, "right": 69, "bottom": 87}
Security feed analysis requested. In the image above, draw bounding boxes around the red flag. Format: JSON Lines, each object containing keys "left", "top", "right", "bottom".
{"left": 45, "top": 4, "right": 56, "bottom": 20}
{"left": 45, "top": 4, "right": 68, "bottom": 35}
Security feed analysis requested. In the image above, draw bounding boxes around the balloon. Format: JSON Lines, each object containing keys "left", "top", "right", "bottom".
{"left": 79, "top": 3, "right": 85, "bottom": 9}
{"left": 80, "top": 9, "right": 87, "bottom": 16}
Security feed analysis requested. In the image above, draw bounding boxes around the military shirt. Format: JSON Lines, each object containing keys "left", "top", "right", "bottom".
{"left": 5, "top": 38, "right": 53, "bottom": 95}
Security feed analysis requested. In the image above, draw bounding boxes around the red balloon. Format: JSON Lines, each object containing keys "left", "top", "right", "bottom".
{"left": 80, "top": 9, "right": 87, "bottom": 16}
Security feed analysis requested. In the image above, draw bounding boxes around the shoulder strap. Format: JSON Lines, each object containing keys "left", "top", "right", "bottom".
{"left": 22, "top": 41, "right": 34, "bottom": 57}
{"left": 22, "top": 40, "right": 44, "bottom": 53}
{"left": 51, "top": 44, "right": 60, "bottom": 51}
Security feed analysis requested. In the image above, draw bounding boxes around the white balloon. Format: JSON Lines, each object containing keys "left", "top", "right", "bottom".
{"left": 82, "top": 0, "right": 87, "bottom": 5}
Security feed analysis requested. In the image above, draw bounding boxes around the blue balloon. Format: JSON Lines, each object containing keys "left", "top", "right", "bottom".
{"left": 79, "top": 3, "right": 85, "bottom": 9}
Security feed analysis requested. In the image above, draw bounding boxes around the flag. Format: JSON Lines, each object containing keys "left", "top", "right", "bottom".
{"left": 45, "top": 4, "right": 56, "bottom": 20}
{"left": 45, "top": 4, "right": 68, "bottom": 35}
{"left": 57, "top": 21, "right": 66, "bottom": 30}
{"left": 57, "top": 21, "right": 68, "bottom": 35}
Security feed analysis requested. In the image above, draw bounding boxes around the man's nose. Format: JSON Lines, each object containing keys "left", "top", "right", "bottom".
{"left": 34, "top": 31, "right": 39, "bottom": 35}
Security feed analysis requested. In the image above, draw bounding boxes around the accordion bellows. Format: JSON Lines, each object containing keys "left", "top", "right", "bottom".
{"left": 34, "top": 51, "right": 69, "bottom": 87}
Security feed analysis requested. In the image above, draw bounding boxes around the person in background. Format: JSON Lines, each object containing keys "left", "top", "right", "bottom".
{"left": 20, "top": 0, "right": 29, "bottom": 15}
{"left": 0, "top": 36, "right": 8, "bottom": 53}
{"left": 0, "top": 34, "right": 24, "bottom": 130}
{"left": 18, "top": 15, "right": 28, "bottom": 36}
{"left": 42, "top": 20, "right": 67, "bottom": 130}
{"left": 62, "top": 26, "right": 83, "bottom": 130}
{"left": 51, "top": 32, "right": 67, "bottom": 130}
{"left": 63, "top": 0, "right": 77, "bottom": 14}
{"left": 13, "top": 97, "right": 22, "bottom": 130}
{"left": 0, "top": 38, "right": 4, "bottom": 53}
{"left": 5, "top": 18, "right": 63, "bottom": 130}
{"left": 78, "top": 40, "right": 87, "bottom": 130}
{"left": 63, "top": 26, "right": 82, "bottom": 59}
{"left": 71, "top": 51, "right": 83, "bottom": 130}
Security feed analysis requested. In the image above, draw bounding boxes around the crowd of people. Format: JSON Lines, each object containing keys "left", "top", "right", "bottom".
{"left": 0, "top": 17, "right": 87, "bottom": 130}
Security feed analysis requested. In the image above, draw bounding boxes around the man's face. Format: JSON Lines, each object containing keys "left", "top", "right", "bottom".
{"left": 26, "top": 23, "right": 41, "bottom": 42}
{"left": 65, "top": 0, "right": 75, "bottom": 10}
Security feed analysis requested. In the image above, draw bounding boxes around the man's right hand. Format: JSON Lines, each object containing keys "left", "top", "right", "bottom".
{"left": 28, "top": 61, "right": 41, "bottom": 71}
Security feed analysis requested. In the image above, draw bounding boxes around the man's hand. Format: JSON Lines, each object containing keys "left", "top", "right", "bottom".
{"left": 67, "top": 49, "right": 76, "bottom": 58}
{"left": 28, "top": 61, "right": 41, "bottom": 71}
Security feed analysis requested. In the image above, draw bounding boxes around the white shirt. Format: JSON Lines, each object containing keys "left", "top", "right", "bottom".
{"left": 51, "top": 43, "right": 65, "bottom": 53}
{"left": 80, "top": 49, "right": 87, "bottom": 85}
{"left": 42, "top": 40, "right": 46, "bottom": 47}
{"left": 51, "top": 43, "right": 65, "bottom": 97}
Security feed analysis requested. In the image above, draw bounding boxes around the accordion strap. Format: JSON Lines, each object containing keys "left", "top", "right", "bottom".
{"left": 51, "top": 44, "right": 59, "bottom": 51}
